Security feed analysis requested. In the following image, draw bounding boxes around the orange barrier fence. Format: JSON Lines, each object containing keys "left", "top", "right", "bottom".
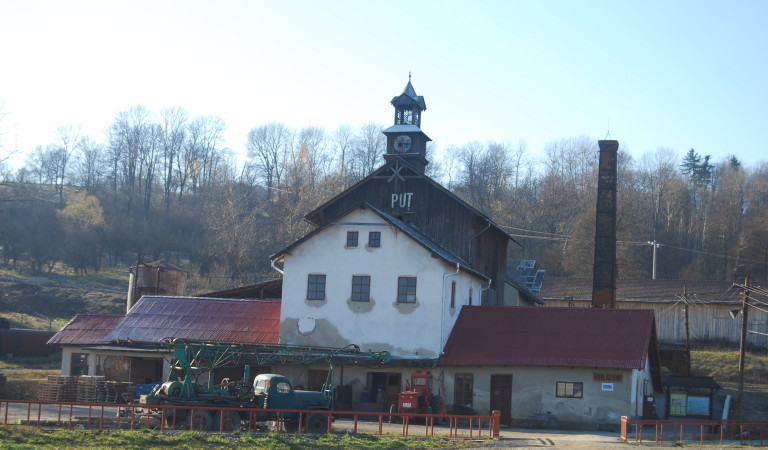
{"left": 621, "top": 416, "right": 768, "bottom": 446}
{"left": 0, "top": 400, "right": 500, "bottom": 440}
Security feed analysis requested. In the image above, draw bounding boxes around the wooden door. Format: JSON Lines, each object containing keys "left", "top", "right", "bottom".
{"left": 490, "top": 375, "right": 513, "bottom": 426}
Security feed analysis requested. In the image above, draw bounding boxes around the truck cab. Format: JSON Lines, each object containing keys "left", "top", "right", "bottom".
{"left": 252, "top": 373, "right": 329, "bottom": 411}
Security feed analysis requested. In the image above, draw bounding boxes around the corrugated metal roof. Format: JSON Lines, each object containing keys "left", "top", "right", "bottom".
{"left": 439, "top": 306, "right": 655, "bottom": 370}
{"left": 47, "top": 314, "right": 125, "bottom": 345}
{"left": 102, "top": 296, "right": 280, "bottom": 344}
{"left": 539, "top": 277, "right": 740, "bottom": 304}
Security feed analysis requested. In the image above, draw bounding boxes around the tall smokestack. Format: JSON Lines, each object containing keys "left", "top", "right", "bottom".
{"left": 592, "top": 140, "right": 619, "bottom": 308}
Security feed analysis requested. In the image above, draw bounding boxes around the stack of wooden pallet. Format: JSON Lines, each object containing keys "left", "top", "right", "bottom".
{"left": 76, "top": 375, "right": 106, "bottom": 403}
{"left": 39, "top": 375, "right": 78, "bottom": 402}
{"left": 104, "top": 381, "right": 133, "bottom": 403}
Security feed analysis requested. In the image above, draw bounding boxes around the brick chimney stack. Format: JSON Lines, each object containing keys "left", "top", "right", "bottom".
{"left": 592, "top": 140, "right": 619, "bottom": 308}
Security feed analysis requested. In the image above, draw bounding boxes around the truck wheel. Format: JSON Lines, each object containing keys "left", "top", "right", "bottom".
{"left": 164, "top": 408, "right": 186, "bottom": 429}
{"left": 213, "top": 410, "right": 241, "bottom": 431}
{"left": 185, "top": 409, "right": 213, "bottom": 431}
{"left": 389, "top": 404, "right": 399, "bottom": 423}
{"left": 305, "top": 413, "right": 328, "bottom": 433}
{"left": 284, "top": 419, "right": 299, "bottom": 433}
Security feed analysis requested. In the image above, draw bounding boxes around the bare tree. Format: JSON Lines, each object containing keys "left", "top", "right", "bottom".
{"left": 159, "top": 107, "right": 188, "bottom": 210}
{"left": 73, "top": 137, "right": 106, "bottom": 193}
{"left": 349, "top": 123, "right": 385, "bottom": 182}
{"left": 331, "top": 124, "right": 354, "bottom": 187}
{"left": 246, "top": 122, "right": 291, "bottom": 196}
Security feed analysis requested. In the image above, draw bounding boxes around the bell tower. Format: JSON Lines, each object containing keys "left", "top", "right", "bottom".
{"left": 383, "top": 75, "right": 431, "bottom": 173}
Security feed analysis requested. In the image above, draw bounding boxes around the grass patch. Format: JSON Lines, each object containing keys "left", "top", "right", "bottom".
{"left": 0, "top": 354, "right": 61, "bottom": 380}
{"left": 0, "top": 312, "right": 67, "bottom": 331}
{"left": 0, "top": 427, "right": 473, "bottom": 449}
{"left": 691, "top": 349, "right": 768, "bottom": 386}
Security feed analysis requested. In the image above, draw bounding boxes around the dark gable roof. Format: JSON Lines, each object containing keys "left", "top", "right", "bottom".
{"left": 540, "top": 278, "right": 740, "bottom": 304}
{"left": 440, "top": 306, "right": 657, "bottom": 370}
{"left": 272, "top": 202, "right": 489, "bottom": 282}
{"left": 664, "top": 376, "right": 721, "bottom": 389}
{"left": 198, "top": 278, "right": 282, "bottom": 299}
{"left": 47, "top": 314, "right": 125, "bottom": 346}
{"left": 303, "top": 158, "right": 518, "bottom": 246}
{"left": 103, "top": 296, "right": 280, "bottom": 345}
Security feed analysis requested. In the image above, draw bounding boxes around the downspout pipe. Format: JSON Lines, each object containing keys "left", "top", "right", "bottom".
{"left": 481, "top": 278, "right": 493, "bottom": 305}
{"left": 271, "top": 258, "right": 284, "bottom": 275}
{"left": 440, "top": 263, "right": 460, "bottom": 354}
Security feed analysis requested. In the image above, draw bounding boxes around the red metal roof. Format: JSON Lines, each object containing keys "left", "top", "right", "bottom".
{"left": 47, "top": 314, "right": 125, "bottom": 345}
{"left": 439, "top": 306, "right": 656, "bottom": 370}
{"left": 103, "top": 296, "right": 280, "bottom": 344}
{"left": 539, "top": 278, "right": 739, "bottom": 303}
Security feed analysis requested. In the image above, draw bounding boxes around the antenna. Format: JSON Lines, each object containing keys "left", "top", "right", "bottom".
{"left": 605, "top": 119, "right": 612, "bottom": 140}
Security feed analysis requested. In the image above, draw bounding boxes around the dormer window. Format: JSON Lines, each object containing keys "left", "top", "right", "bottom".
{"left": 346, "top": 231, "right": 358, "bottom": 247}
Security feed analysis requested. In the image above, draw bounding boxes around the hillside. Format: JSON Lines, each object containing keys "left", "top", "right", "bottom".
{"left": 0, "top": 270, "right": 127, "bottom": 329}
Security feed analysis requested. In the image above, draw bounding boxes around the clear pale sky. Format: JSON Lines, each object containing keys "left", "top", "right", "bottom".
{"left": 1, "top": 0, "right": 766, "bottom": 169}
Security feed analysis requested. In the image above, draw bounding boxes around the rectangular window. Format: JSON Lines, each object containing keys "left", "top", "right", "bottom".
{"left": 307, "top": 274, "right": 326, "bottom": 300}
{"left": 351, "top": 275, "right": 371, "bottom": 302}
{"left": 397, "top": 276, "right": 417, "bottom": 303}
{"left": 346, "top": 231, "right": 358, "bottom": 247}
{"left": 368, "top": 231, "right": 381, "bottom": 248}
{"left": 556, "top": 381, "right": 583, "bottom": 398}
{"left": 469, "top": 288, "right": 473, "bottom": 306}
{"left": 454, "top": 374, "right": 474, "bottom": 408}
{"left": 450, "top": 280, "right": 456, "bottom": 308}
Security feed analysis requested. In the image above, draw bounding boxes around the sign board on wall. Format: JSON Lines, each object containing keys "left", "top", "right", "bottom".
{"left": 686, "top": 396, "right": 710, "bottom": 416}
{"left": 593, "top": 373, "right": 623, "bottom": 382}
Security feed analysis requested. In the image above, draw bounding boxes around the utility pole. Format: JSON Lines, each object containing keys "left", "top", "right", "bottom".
{"left": 683, "top": 286, "right": 691, "bottom": 376}
{"left": 737, "top": 277, "right": 749, "bottom": 422}
{"left": 647, "top": 241, "right": 662, "bottom": 280}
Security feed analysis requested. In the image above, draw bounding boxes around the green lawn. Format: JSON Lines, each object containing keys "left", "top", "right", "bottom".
{"left": 0, "top": 427, "right": 472, "bottom": 449}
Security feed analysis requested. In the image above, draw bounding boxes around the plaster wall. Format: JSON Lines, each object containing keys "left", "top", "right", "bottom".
{"left": 442, "top": 366, "right": 639, "bottom": 428}
{"left": 59, "top": 346, "right": 170, "bottom": 381}
{"left": 279, "top": 208, "right": 484, "bottom": 358}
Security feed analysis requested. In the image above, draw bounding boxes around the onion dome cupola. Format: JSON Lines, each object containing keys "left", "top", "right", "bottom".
{"left": 383, "top": 75, "right": 431, "bottom": 173}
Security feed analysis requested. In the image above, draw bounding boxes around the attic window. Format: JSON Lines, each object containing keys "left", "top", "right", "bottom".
{"left": 346, "top": 231, "right": 359, "bottom": 247}
{"left": 368, "top": 231, "right": 381, "bottom": 248}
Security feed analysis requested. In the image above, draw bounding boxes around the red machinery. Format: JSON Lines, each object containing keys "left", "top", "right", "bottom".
{"left": 394, "top": 371, "right": 436, "bottom": 415}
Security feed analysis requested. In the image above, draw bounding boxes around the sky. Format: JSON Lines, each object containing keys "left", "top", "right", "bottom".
{"left": 1, "top": 0, "right": 767, "bottom": 170}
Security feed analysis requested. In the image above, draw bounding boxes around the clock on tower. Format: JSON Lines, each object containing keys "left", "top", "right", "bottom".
{"left": 383, "top": 75, "right": 431, "bottom": 173}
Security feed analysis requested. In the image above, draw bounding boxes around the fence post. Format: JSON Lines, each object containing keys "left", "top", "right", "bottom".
{"left": 492, "top": 410, "right": 501, "bottom": 437}
{"left": 620, "top": 416, "right": 628, "bottom": 441}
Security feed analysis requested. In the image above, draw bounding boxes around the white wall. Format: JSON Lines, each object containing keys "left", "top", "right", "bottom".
{"left": 279, "top": 208, "right": 484, "bottom": 359}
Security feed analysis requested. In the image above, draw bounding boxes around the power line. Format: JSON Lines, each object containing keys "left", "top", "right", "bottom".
{"left": 501, "top": 223, "right": 768, "bottom": 267}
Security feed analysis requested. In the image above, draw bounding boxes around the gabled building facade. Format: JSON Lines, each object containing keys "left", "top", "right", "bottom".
{"left": 272, "top": 203, "right": 488, "bottom": 361}
{"left": 299, "top": 79, "right": 532, "bottom": 308}
{"left": 439, "top": 306, "right": 663, "bottom": 427}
